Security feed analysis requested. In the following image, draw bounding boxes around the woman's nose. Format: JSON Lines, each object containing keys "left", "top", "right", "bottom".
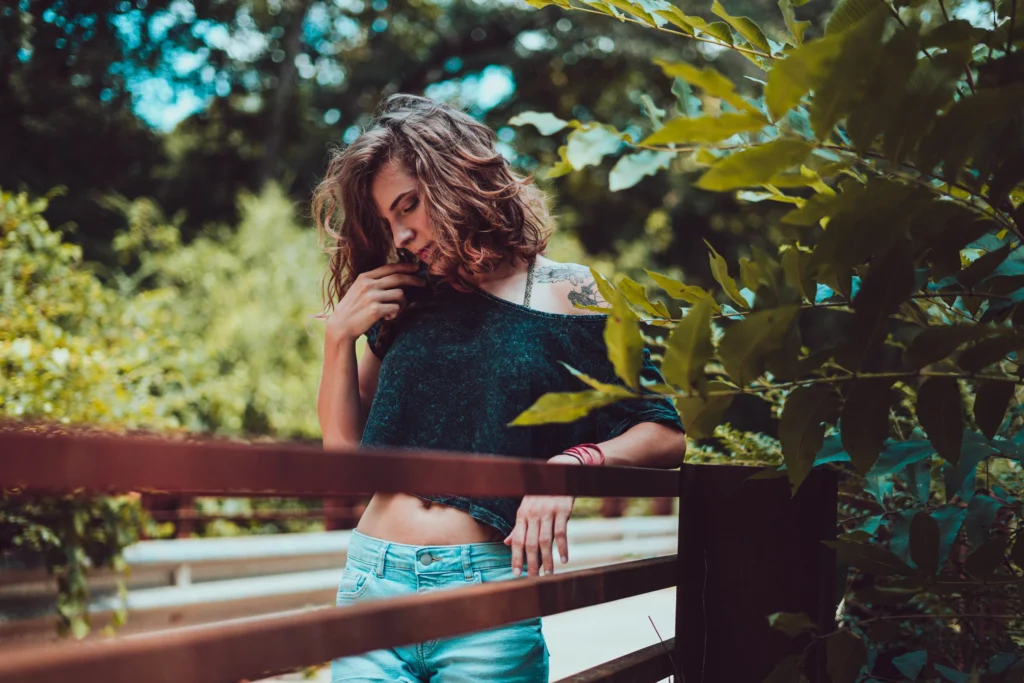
{"left": 393, "top": 223, "right": 414, "bottom": 249}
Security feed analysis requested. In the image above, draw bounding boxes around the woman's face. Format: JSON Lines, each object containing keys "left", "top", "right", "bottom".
{"left": 371, "top": 161, "right": 436, "bottom": 264}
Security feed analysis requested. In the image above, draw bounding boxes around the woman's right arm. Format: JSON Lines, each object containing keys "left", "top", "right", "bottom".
{"left": 317, "top": 262, "right": 424, "bottom": 451}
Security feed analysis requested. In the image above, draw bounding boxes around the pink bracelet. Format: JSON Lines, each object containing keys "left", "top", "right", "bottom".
{"left": 561, "top": 443, "right": 605, "bottom": 466}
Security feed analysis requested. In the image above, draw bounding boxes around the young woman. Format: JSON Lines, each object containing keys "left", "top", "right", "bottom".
{"left": 313, "top": 94, "right": 686, "bottom": 683}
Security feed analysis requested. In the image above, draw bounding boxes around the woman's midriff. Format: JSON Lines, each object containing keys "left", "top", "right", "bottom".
{"left": 356, "top": 493, "right": 505, "bottom": 545}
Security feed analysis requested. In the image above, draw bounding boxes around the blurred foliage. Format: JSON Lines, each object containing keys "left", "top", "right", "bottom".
{"left": 513, "top": 0, "right": 1024, "bottom": 679}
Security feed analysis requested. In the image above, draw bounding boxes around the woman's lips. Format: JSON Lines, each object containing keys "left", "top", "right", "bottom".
{"left": 417, "top": 245, "right": 432, "bottom": 261}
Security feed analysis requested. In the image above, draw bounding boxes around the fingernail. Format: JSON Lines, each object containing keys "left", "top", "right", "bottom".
{"left": 513, "top": 568, "right": 521, "bottom": 577}
{"left": 561, "top": 555, "right": 567, "bottom": 564}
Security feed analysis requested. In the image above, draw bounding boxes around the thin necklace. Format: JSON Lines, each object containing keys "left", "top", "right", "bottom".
{"left": 523, "top": 260, "right": 535, "bottom": 308}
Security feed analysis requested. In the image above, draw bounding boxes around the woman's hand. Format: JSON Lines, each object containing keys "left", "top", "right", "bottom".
{"left": 325, "top": 262, "right": 424, "bottom": 344}
{"left": 504, "top": 454, "right": 579, "bottom": 577}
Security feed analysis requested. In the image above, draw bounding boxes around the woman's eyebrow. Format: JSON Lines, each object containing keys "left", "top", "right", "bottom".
{"left": 388, "top": 189, "right": 414, "bottom": 212}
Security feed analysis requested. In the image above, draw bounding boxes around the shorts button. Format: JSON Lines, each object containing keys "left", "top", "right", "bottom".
{"left": 420, "top": 554, "right": 433, "bottom": 566}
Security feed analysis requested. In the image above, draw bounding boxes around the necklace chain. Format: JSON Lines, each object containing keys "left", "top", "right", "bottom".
{"left": 524, "top": 260, "right": 535, "bottom": 309}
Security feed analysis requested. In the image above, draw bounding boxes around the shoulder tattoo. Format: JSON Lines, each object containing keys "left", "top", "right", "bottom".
{"left": 534, "top": 264, "right": 606, "bottom": 309}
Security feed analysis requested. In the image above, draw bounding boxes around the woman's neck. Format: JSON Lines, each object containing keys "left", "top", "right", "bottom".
{"left": 461, "top": 257, "right": 529, "bottom": 288}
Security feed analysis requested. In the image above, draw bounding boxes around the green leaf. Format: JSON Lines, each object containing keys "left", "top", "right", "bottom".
{"left": 654, "top": 60, "right": 760, "bottom": 115}
{"left": 510, "top": 390, "right": 625, "bottom": 425}
{"left": 719, "top": 306, "right": 801, "bottom": 385}
{"left": 826, "top": 0, "right": 886, "bottom": 34}
{"left": 909, "top": 511, "right": 940, "bottom": 575}
{"left": 882, "top": 57, "right": 961, "bottom": 164}
{"left": 654, "top": 7, "right": 696, "bottom": 34}
{"left": 702, "top": 20, "right": 736, "bottom": 46}
{"left": 762, "top": 653, "right": 805, "bottom": 683}
{"left": 524, "top": 0, "right": 572, "bottom": 8}
{"left": 892, "top": 651, "right": 928, "bottom": 681}
{"left": 608, "top": 151, "right": 674, "bottom": 191}
{"left": 904, "top": 325, "right": 996, "bottom": 370}
{"left": 566, "top": 124, "right": 626, "bottom": 170}
{"left": 841, "top": 378, "right": 895, "bottom": 474}
{"left": 604, "top": 287, "right": 644, "bottom": 391}
{"left": 781, "top": 384, "right": 840, "bottom": 493}
{"left": 964, "top": 536, "right": 1008, "bottom": 578}
{"left": 676, "top": 380, "right": 734, "bottom": 438}
{"left": 696, "top": 139, "right": 814, "bottom": 191}
{"left": 559, "top": 362, "right": 638, "bottom": 396}
{"left": 827, "top": 631, "right": 867, "bottom": 683}
{"left": 706, "top": 241, "right": 748, "bottom": 309}
{"left": 960, "top": 244, "right": 1012, "bottom": 288}
{"left": 646, "top": 270, "right": 722, "bottom": 312}
{"left": 917, "top": 377, "right": 965, "bottom": 465}
{"left": 765, "top": 34, "right": 844, "bottom": 120}
{"left": 711, "top": 0, "right": 772, "bottom": 53}
{"left": 590, "top": 267, "right": 618, "bottom": 304}
{"left": 827, "top": 539, "right": 915, "bottom": 575}
{"left": 958, "top": 334, "right": 1024, "bottom": 372}
{"left": 641, "top": 112, "right": 768, "bottom": 145}
{"left": 847, "top": 25, "right": 920, "bottom": 151}
{"left": 508, "top": 111, "right": 570, "bottom": 135}
{"left": 779, "top": 0, "right": 811, "bottom": 44}
{"left": 545, "top": 145, "right": 574, "bottom": 179}
{"left": 661, "top": 296, "right": 714, "bottom": 393}
{"left": 618, "top": 276, "right": 671, "bottom": 318}
{"left": 974, "top": 380, "right": 1014, "bottom": 441}
{"left": 781, "top": 247, "right": 815, "bottom": 302}
{"left": 768, "top": 611, "right": 818, "bottom": 637}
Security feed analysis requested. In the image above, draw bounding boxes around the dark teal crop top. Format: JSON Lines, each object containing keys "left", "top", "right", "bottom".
{"left": 360, "top": 280, "right": 684, "bottom": 536}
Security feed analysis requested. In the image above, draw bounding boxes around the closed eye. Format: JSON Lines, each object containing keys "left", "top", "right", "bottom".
{"left": 402, "top": 197, "right": 419, "bottom": 214}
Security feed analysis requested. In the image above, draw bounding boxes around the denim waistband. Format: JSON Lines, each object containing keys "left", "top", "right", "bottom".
{"left": 347, "top": 529, "right": 512, "bottom": 579}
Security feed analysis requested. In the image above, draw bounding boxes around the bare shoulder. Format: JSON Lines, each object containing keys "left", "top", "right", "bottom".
{"left": 532, "top": 256, "right": 608, "bottom": 316}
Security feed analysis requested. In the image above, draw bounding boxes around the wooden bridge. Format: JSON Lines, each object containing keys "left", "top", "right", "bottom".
{"left": 0, "top": 429, "right": 837, "bottom": 682}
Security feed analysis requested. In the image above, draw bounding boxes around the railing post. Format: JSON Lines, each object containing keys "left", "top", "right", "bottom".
{"left": 674, "top": 464, "right": 837, "bottom": 683}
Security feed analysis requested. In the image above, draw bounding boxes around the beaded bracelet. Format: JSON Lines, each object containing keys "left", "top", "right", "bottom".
{"left": 560, "top": 443, "right": 606, "bottom": 466}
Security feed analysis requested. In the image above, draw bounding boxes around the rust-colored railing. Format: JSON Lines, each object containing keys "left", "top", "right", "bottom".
{"left": 0, "top": 429, "right": 838, "bottom": 683}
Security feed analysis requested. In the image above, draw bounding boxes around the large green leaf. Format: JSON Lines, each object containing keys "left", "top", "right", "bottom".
{"left": 524, "top": 0, "right": 572, "bottom": 8}
{"left": 711, "top": 0, "right": 771, "bottom": 53}
{"left": 654, "top": 6, "right": 696, "bottom": 34}
{"left": 841, "top": 378, "right": 895, "bottom": 474}
{"left": 608, "top": 151, "right": 674, "bottom": 191}
{"left": 780, "top": 246, "right": 815, "bottom": 302}
{"left": 827, "top": 631, "right": 867, "bottom": 683}
{"left": 719, "top": 306, "right": 801, "bottom": 385}
{"left": 957, "top": 334, "right": 1024, "bottom": 371}
{"left": 566, "top": 124, "right": 626, "bottom": 170}
{"left": 661, "top": 296, "right": 714, "bottom": 394}
{"left": 697, "top": 139, "right": 814, "bottom": 191}
{"left": 559, "top": 362, "right": 638, "bottom": 396}
{"left": 973, "top": 380, "right": 1014, "bottom": 441}
{"left": 881, "top": 56, "right": 961, "bottom": 163}
{"left": 508, "top": 111, "right": 570, "bottom": 135}
{"left": 916, "top": 377, "right": 965, "bottom": 465}
{"left": 847, "top": 25, "right": 920, "bottom": 151}
{"left": 825, "top": 0, "right": 885, "bottom": 34}
{"left": 510, "top": 390, "right": 625, "bottom": 425}
{"left": 768, "top": 611, "right": 817, "bottom": 637}
{"left": 826, "top": 538, "right": 915, "bottom": 575}
{"left": 909, "top": 511, "right": 940, "bottom": 575}
{"left": 706, "top": 241, "right": 748, "bottom": 308}
{"left": 655, "top": 60, "right": 760, "bottom": 115}
{"left": 618, "top": 276, "right": 671, "bottom": 319}
{"left": 604, "top": 288, "right": 644, "bottom": 391}
{"left": 646, "top": 270, "right": 722, "bottom": 312}
{"left": 765, "top": 34, "right": 844, "bottom": 120}
{"left": 778, "top": 0, "right": 810, "bottom": 44}
{"left": 809, "top": 8, "right": 887, "bottom": 139}
{"left": 676, "top": 380, "right": 734, "bottom": 438}
{"left": 781, "top": 384, "right": 840, "bottom": 492}
{"left": 964, "top": 536, "right": 1008, "bottom": 578}
{"left": 641, "top": 112, "right": 767, "bottom": 145}
{"left": 903, "top": 325, "right": 996, "bottom": 370}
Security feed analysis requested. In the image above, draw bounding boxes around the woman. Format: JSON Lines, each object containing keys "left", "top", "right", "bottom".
{"left": 313, "top": 94, "right": 686, "bottom": 683}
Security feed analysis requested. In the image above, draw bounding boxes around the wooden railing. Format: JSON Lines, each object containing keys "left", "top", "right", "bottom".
{"left": 0, "top": 429, "right": 838, "bottom": 683}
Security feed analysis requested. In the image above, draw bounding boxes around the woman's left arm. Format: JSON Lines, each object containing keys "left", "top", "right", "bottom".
{"left": 505, "top": 423, "right": 687, "bottom": 578}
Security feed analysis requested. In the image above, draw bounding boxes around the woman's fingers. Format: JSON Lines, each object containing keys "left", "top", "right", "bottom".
{"left": 507, "top": 521, "right": 526, "bottom": 577}
{"left": 554, "top": 512, "right": 570, "bottom": 565}
{"left": 374, "top": 273, "right": 426, "bottom": 290}
{"left": 538, "top": 514, "right": 555, "bottom": 575}
{"left": 524, "top": 518, "right": 540, "bottom": 577}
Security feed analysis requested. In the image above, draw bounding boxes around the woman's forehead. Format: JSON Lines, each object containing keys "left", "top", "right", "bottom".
{"left": 371, "top": 162, "right": 416, "bottom": 210}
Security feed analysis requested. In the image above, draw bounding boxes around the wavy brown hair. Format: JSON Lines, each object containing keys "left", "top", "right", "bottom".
{"left": 312, "top": 94, "right": 553, "bottom": 322}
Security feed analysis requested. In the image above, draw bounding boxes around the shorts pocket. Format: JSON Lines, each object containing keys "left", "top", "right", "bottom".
{"left": 335, "top": 566, "right": 376, "bottom": 604}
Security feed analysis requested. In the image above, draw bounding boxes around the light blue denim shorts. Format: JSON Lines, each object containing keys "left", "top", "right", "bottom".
{"left": 331, "top": 529, "right": 549, "bottom": 682}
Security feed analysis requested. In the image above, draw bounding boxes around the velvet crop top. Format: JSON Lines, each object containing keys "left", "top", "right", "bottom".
{"left": 360, "top": 280, "right": 684, "bottom": 537}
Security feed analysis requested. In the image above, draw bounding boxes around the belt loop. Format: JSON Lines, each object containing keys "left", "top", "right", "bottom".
{"left": 375, "top": 542, "right": 389, "bottom": 578}
{"left": 461, "top": 545, "right": 474, "bottom": 582}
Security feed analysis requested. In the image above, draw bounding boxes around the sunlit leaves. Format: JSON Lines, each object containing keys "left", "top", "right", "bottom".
{"left": 706, "top": 241, "right": 748, "bottom": 308}
{"left": 825, "top": 0, "right": 885, "bottom": 34}
{"left": 511, "top": 390, "right": 631, "bottom": 425}
{"left": 781, "top": 385, "right": 840, "bottom": 492}
{"left": 618, "top": 276, "right": 671, "bottom": 318}
{"left": 711, "top": 0, "right": 771, "bottom": 54}
{"left": 765, "top": 35, "right": 844, "bottom": 119}
{"left": 778, "top": 0, "right": 810, "bottom": 44}
{"left": 508, "top": 111, "right": 569, "bottom": 135}
{"left": 603, "top": 282, "right": 644, "bottom": 390}
{"left": 697, "top": 139, "right": 814, "bottom": 191}
{"left": 661, "top": 296, "right": 714, "bottom": 394}
{"left": 524, "top": 0, "right": 572, "bottom": 8}
{"left": 608, "top": 151, "right": 673, "bottom": 191}
{"left": 645, "top": 270, "right": 721, "bottom": 312}
{"left": 566, "top": 124, "right": 627, "bottom": 170}
{"left": 654, "top": 60, "right": 760, "bottom": 115}
{"left": 719, "top": 305, "right": 801, "bottom": 385}
{"left": 640, "top": 112, "right": 767, "bottom": 146}
{"left": 916, "top": 377, "right": 965, "bottom": 465}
